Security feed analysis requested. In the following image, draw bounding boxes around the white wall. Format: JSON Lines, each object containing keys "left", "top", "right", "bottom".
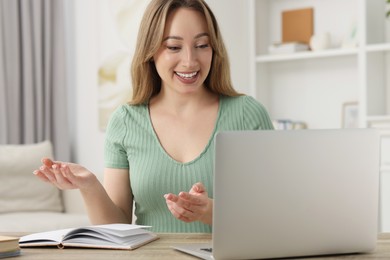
{"left": 68, "top": 0, "right": 251, "bottom": 178}
{"left": 68, "top": 0, "right": 103, "bottom": 179}
{"left": 206, "top": 0, "right": 251, "bottom": 94}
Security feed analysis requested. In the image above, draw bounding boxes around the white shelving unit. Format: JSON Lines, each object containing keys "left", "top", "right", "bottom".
{"left": 249, "top": 0, "right": 389, "bottom": 129}
{"left": 249, "top": 0, "right": 390, "bottom": 231}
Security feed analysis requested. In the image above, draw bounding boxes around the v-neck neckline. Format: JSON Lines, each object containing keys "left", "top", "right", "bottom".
{"left": 146, "top": 96, "right": 223, "bottom": 166}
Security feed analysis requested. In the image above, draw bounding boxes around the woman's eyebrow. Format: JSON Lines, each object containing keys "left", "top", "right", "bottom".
{"left": 194, "top": 32, "right": 209, "bottom": 39}
{"left": 163, "top": 32, "right": 210, "bottom": 42}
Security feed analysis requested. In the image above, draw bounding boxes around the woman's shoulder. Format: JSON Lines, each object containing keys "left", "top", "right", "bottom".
{"left": 220, "top": 94, "right": 273, "bottom": 130}
{"left": 106, "top": 103, "right": 149, "bottom": 130}
{"left": 111, "top": 103, "right": 148, "bottom": 118}
{"left": 221, "top": 95, "right": 265, "bottom": 110}
{"left": 106, "top": 103, "right": 150, "bottom": 134}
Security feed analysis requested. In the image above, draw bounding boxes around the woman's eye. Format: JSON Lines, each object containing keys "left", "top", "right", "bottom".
{"left": 197, "top": 44, "right": 209, "bottom": 49}
{"left": 167, "top": 46, "right": 181, "bottom": 51}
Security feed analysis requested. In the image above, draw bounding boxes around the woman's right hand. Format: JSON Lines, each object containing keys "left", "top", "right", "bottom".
{"left": 33, "top": 157, "right": 98, "bottom": 191}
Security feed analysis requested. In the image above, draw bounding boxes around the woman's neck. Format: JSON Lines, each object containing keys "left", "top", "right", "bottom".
{"left": 149, "top": 87, "right": 218, "bottom": 116}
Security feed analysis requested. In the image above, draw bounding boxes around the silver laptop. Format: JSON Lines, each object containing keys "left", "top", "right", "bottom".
{"left": 173, "top": 129, "right": 380, "bottom": 259}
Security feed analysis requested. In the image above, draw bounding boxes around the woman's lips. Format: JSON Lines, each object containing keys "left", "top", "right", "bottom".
{"left": 175, "top": 71, "right": 199, "bottom": 84}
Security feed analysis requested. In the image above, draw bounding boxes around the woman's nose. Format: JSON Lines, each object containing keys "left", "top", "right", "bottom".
{"left": 181, "top": 47, "right": 197, "bottom": 68}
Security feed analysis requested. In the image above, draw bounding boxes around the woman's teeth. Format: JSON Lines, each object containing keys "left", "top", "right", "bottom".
{"left": 176, "top": 72, "right": 197, "bottom": 78}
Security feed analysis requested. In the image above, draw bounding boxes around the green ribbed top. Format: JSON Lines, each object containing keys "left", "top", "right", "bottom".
{"left": 104, "top": 95, "right": 274, "bottom": 233}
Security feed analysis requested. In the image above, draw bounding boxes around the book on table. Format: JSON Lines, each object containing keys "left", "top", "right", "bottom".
{"left": 19, "top": 224, "right": 158, "bottom": 250}
{"left": 0, "top": 235, "right": 21, "bottom": 259}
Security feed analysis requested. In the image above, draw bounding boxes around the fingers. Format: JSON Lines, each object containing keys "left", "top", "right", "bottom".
{"left": 179, "top": 191, "right": 204, "bottom": 205}
{"left": 51, "top": 164, "right": 73, "bottom": 187}
{"left": 164, "top": 182, "right": 213, "bottom": 224}
{"left": 164, "top": 193, "right": 200, "bottom": 210}
{"left": 165, "top": 194, "right": 190, "bottom": 209}
{"left": 190, "top": 182, "right": 206, "bottom": 194}
{"left": 41, "top": 157, "right": 64, "bottom": 169}
{"left": 164, "top": 192, "right": 207, "bottom": 222}
{"left": 169, "top": 207, "right": 192, "bottom": 223}
{"left": 59, "top": 164, "right": 73, "bottom": 180}
{"left": 164, "top": 194, "right": 194, "bottom": 222}
{"left": 41, "top": 157, "right": 54, "bottom": 167}
{"left": 33, "top": 169, "right": 51, "bottom": 183}
{"left": 33, "top": 163, "right": 74, "bottom": 189}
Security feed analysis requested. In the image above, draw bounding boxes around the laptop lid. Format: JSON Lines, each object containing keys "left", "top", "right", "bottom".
{"left": 212, "top": 129, "right": 380, "bottom": 260}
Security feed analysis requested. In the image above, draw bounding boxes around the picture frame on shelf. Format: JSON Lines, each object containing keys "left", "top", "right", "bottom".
{"left": 342, "top": 102, "right": 359, "bottom": 128}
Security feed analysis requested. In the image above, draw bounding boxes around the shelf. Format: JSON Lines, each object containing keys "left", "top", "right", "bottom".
{"left": 378, "top": 131, "right": 390, "bottom": 138}
{"left": 367, "top": 116, "right": 390, "bottom": 137}
{"left": 382, "top": 167, "right": 390, "bottom": 173}
{"left": 255, "top": 43, "right": 390, "bottom": 63}
{"left": 255, "top": 48, "right": 358, "bottom": 63}
{"left": 367, "top": 115, "right": 390, "bottom": 122}
{"left": 365, "top": 43, "right": 390, "bottom": 53}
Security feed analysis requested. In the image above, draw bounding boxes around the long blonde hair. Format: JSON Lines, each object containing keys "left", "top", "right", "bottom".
{"left": 130, "top": 0, "right": 240, "bottom": 105}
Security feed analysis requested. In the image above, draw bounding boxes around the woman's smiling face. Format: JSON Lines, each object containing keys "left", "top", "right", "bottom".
{"left": 153, "top": 8, "right": 213, "bottom": 96}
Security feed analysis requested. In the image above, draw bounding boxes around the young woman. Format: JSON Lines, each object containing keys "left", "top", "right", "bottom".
{"left": 34, "top": 0, "right": 274, "bottom": 233}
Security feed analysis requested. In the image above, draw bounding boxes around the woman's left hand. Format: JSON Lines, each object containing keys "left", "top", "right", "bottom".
{"left": 164, "top": 182, "right": 213, "bottom": 225}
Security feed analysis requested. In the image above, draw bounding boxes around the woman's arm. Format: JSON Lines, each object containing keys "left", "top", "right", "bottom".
{"left": 34, "top": 158, "right": 133, "bottom": 224}
{"left": 101, "top": 167, "right": 133, "bottom": 224}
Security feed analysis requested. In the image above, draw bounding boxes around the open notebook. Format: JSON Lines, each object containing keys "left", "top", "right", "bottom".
{"left": 173, "top": 129, "right": 380, "bottom": 259}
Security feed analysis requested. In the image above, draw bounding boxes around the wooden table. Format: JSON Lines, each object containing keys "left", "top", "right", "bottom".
{"left": 2, "top": 233, "right": 390, "bottom": 259}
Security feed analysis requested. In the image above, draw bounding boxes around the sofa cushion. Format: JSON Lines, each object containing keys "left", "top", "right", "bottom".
{"left": 0, "top": 212, "right": 90, "bottom": 232}
{"left": 0, "top": 141, "right": 64, "bottom": 213}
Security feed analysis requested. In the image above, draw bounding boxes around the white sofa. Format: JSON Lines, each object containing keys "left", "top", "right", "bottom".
{"left": 0, "top": 141, "right": 90, "bottom": 232}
